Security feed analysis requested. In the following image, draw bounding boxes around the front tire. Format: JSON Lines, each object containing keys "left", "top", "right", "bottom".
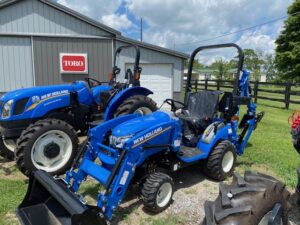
{"left": 15, "top": 119, "right": 78, "bottom": 177}
{"left": 203, "top": 171, "right": 290, "bottom": 225}
{"left": 115, "top": 95, "right": 157, "bottom": 117}
{"left": 0, "top": 138, "right": 16, "bottom": 161}
{"left": 141, "top": 172, "right": 174, "bottom": 213}
{"left": 205, "top": 140, "right": 237, "bottom": 181}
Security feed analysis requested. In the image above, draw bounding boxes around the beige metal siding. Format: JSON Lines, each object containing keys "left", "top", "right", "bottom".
{"left": 0, "top": 0, "right": 111, "bottom": 36}
{"left": 33, "top": 37, "right": 112, "bottom": 86}
{"left": 0, "top": 36, "right": 33, "bottom": 92}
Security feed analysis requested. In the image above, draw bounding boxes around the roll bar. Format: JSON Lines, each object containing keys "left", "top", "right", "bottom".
{"left": 113, "top": 44, "right": 141, "bottom": 73}
{"left": 185, "top": 43, "right": 244, "bottom": 97}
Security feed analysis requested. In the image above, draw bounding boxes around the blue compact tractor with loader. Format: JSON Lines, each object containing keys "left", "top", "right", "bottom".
{"left": 0, "top": 44, "right": 157, "bottom": 176}
{"left": 17, "top": 43, "right": 264, "bottom": 225}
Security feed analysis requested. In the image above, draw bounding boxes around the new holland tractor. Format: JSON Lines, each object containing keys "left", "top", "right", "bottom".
{"left": 0, "top": 44, "right": 157, "bottom": 176}
{"left": 17, "top": 43, "right": 264, "bottom": 225}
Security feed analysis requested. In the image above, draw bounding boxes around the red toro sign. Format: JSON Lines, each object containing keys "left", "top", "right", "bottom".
{"left": 60, "top": 53, "right": 88, "bottom": 74}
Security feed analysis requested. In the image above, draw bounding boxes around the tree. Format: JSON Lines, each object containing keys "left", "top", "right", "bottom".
{"left": 243, "top": 49, "right": 264, "bottom": 80}
{"left": 275, "top": 0, "right": 300, "bottom": 80}
{"left": 262, "top": 54, "right": 277, "bottom": 81}
{"left": 184, "top": 58, "right": 204, "bottom": 70}
{"left": 211, "top": 58, "right": 230, "bottom": 80}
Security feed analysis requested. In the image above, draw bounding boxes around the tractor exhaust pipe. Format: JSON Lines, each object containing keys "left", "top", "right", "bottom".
{"left": 17, "top": 170, "right": 107, "bottom": 225}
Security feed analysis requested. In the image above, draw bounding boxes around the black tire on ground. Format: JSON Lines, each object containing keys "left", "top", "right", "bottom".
{"left": 204, "top": 140, "right": 237, "bottom": 181}
{"left": 202, "top": 171, "right": 291, "bottom": 225}
{"left": 15, "top": 119, "right": 79, "bottom": 177}
{"left": 115, "top": 95, "right": 157, "bottom": 117}
{"left": 0, "top": 138, "right": 15, "bottom": 161}
{"left": 292, "top": 137, "right": 300, "bottom": 154}
{"left": 141, "top": 172, "right": 174, "bottom": 213}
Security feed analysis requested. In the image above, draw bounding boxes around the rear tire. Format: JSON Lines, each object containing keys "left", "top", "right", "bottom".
{"left": 202, "top": 171, "right": 291, "bottom": 225}
{"left": 15, "top": 119, "right": 78, "bottom": 177}
{"left": 292, "top": 138, "right": 300, "bottom": 154}
{"left": 205, "top": 140, "right": 237, "bottom": 181}
{"left": 141, "top": 172, "right": 174, "bottom": 213}
{"left": 0, "top": 138, "right": 15, "bottom": 161}
{"left": 115, "top": 95, "right": 157, "bottom": 117}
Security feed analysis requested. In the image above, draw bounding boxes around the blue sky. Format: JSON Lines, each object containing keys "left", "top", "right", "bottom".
{"left": 57, "top": 0, "right": 293, "bottom": 59}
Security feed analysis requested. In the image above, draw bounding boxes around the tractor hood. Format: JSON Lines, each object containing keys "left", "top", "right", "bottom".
{"left": 112, "top": 111, "right": 171, "bottom": 137}
{"left": 0, "top": 81, "right": 87, "bottom": 103}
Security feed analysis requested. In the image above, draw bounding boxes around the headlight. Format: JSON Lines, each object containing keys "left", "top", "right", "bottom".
{"left": 1, "top": 100, "right": 13, "bottom": 119}
{"left": 109, "top": 135, "right": 133, "bottom": 148}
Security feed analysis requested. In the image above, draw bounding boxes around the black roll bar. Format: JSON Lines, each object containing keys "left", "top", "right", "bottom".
{"left": 185, "top": 43, "right": 244, "bottom": 98}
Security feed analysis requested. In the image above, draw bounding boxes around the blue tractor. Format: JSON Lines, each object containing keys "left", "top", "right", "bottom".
{"left": 0, "top": 44, "right": 157, "bottom": 176}
{"left": 17, "top": 43, "right": 264, "bottom": 225}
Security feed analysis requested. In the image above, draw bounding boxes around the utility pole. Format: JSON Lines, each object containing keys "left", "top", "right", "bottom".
{"left": 140, "top": 18, "right": 143, "bottom": 42}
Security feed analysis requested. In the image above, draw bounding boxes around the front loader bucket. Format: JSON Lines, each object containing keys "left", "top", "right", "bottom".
{"left": 17, "top": 170, "right": 107, "bottom": 225}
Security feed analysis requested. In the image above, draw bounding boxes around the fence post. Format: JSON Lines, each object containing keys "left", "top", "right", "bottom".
{"left": 285, "top": 82, "right": 291, "bottom": 109}
{"left": 194, "top": 80, "right": 198, "bottom": 92}
{"left": 204, "top": 79, "right": 208, "bottom": 90}
{"left": 217, "top": 79, "right": 220, "bottom": 90}
{"left": 254, "top": 80, "right": 259, "bottom": 103}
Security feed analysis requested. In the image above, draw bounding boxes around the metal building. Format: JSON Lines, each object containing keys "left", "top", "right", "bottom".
{"left": 0, "top": 0, "right": 188, "bottom": 104}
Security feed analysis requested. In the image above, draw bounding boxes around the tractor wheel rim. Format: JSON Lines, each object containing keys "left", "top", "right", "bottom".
{"left": 3, "top": 139, "right": 16, "bottom": 153}
{"left": 156, "top": 182, "right": 172, "bottom": 208}
{"left": 134, "top": 107, "right": 152, "bottom": 116}
{"left": 258, "top": 210, "right": 283, "bottom": 225}
{"left": 222, "top": 151, "right": 234, "bottom": 173}
{"left": 31, "top": 130, "right": 73, "bottom": 173}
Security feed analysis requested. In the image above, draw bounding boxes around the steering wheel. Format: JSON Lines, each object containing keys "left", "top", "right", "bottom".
{"left": 84, "top": 78, "right": 102, "bottom": 88}
{"left": 164, "top": 99, "right": 186, "bottom": 112}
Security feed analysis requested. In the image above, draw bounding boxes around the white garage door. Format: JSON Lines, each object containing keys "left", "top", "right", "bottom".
{"left": 126, "top": 63, "right": 173, "bottom": 107}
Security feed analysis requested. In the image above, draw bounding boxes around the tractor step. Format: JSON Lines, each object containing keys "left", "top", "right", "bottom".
{"left": 17, "top": 170, "right": 107, "bottom": 225}
{"left": 80, "top": 158, "right": 111, "bottom": 185}
{"left": 177, "top": 146, "right": 204, "bottom": 162}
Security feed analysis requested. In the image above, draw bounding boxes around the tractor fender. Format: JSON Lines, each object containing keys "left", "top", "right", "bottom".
{"left": 104, "top": 87, "right": 153, "bottom": 121}
{"left": 197, "top": 124, "right": 231, "bottom": 158}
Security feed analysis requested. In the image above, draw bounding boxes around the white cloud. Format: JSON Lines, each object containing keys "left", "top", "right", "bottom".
{"left": 57, "top": 0, "right": 121, "bottom": 21}
{"left": 56, "top": 0, "right": 293, "bottom": 58}
{"left": 125, "top": 0, "right": 293, "bottom": 55}
{"left": 101, "top": 14, "right": 132, "bottom": 31}
{"left": 237, "top": 32, "right": 276, "bottom": 54}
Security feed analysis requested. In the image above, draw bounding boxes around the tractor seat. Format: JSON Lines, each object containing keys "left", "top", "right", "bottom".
{"left": 178, "top": 90, "right": 222, "bottom": 144}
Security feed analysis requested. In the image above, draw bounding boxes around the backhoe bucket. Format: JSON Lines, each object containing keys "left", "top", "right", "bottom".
{"left": 17, "top": 170, "right": 107, "bottom": 225}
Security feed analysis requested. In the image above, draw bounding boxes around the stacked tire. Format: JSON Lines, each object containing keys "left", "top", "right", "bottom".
{"left": 203, "top": 171, "right": 291, "bottom": 225}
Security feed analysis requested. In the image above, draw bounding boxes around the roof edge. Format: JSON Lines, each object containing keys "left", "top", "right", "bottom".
{"left": 0, "top": 0, "right": 121, "bottom": 36}
{"left": 116, "top": 36, "right": 189, "bottom": 59}
{"left": 41, "top": 0, "right": 121, "bottom": 36}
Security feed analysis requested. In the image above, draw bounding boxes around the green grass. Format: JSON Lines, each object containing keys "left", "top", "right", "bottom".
{"left": 237, "top": 100, "right": 300, "bottom": 187}
{"left": 0, "top": 179, "right": 27, "bottom": 225}
{"left": 142, "top": 214, "right": 187, "bottom": 225}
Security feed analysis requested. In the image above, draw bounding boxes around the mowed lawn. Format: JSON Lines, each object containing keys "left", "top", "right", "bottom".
{"left": 0, "top": 97, "right": 300, "bottom": 224}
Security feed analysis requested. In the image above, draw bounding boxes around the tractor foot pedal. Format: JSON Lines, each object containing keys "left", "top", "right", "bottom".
{"left": 178, "top": 146, "right": 203, "bottom": 158}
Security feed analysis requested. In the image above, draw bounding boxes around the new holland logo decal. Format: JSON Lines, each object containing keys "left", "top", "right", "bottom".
{"left": 132, "top": 126, "right": 172, "bottom": 148}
